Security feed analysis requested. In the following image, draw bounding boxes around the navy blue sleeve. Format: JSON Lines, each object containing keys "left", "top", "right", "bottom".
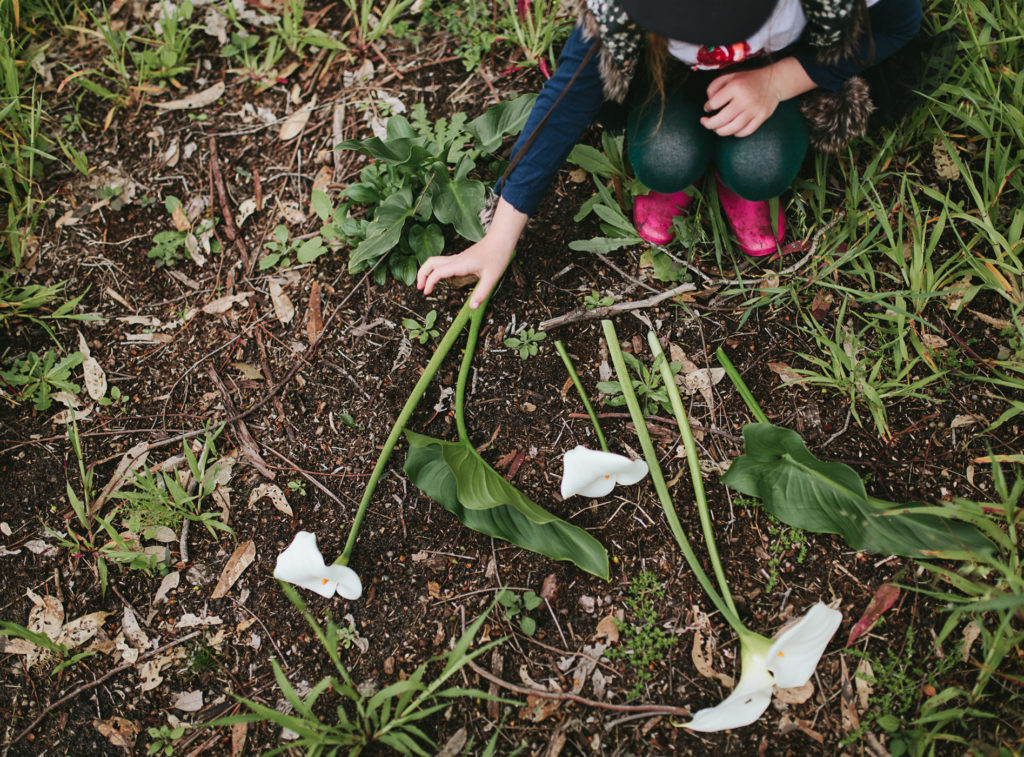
{"left": 497, "top": 25, "right": 606, "bottom": 216}
{"left": 794, "top": 0, "right": 923, "bottom": 92}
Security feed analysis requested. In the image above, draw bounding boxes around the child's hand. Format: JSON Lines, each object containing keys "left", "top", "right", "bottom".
{"left": 416, "top": 239, "right": 515, "bottom": 309}
{"left": 701, "top": 67, "right": 780, "bottom": 137}
{"left": 416, "top": 197, "right": 528, "bottom": 309}
{"left": 701, "top": 57, "right": 816, "bottom": 138}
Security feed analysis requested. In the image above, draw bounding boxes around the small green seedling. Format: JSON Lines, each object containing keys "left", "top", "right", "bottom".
{"left": 604, "top": 571, "right": 676, "bottom": 699}
{"left": 147, "top": 724, "right": 186, "bottom": 756}
{"left": 504, "top": 327, "right": 546, "bottom": 359}
{"left": 583, "top": 290, "right": 614, "bottom": 309}
{"left": 496, "top": 589, "right": 543, "bottom": 636}
{"left": 259, "top": 225, "right": 327, "bottom": 269}
{"left": 97, "top": 385, "right": 129, "bottom": 409}
{"left": 403, "top": 309, "right": 440, "bottom": 344}
{"left": 287, "top": 479, "right": 307, "bottom": 497}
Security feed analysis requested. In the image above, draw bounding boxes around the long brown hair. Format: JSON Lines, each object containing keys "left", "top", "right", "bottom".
{"left": 643, "top": 33, "right": 671, "bottom": 128}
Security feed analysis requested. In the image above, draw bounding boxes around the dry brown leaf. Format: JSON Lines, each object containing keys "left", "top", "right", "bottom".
{"left": 154, "top": 571, "right": 180, "bottom": 604}
{"left": 968, "top": 308, "right": 1012, "bottom": 329}
{"left": 248, "top": 483, "right": 292, "bottom": 516}
{"left": 669, "top": 344, "right": 700, "bottom": 374}
{"left": 82, "top": 356, "right": 107, "bottom": 401}
{"left": 595, "top": 613, "right": 620, "bottom": 644}
{"left": 93, "top": 717, "right": 140, "bottom": 749}
{"left": 59, "top": 611, "right": 110, "bottom": 648}
{"left": 27, "top": 589, "right": 64, "bottom": 640}
{"left": 306, "top": 282, "right": 323, "bottom": 345}
{"left": 427, "top": 581, "right": 441, "bottom": 599}
{"left": 921, "top": 333, "right": 948, "bottom": 350}
{"left": 777, "top": 714, "right": 825, "bottom": 744}
{"left": 951, "top": 414, "right": 982, "bottom": 429}
{"left": 155, "top": 82, "right": 226, "bottom": 111}
{"left": 961, "top": 620, "right": 981, "bottom": 662}
{"left": 172, "top": 690, "right": 204, "bottom": 712}
{"left": 175, "top": 612, "right": 223, "bottom": 628}
{"left": 52, "top": 405, "right": 94, "bottom": 425}
{"left": 839, "top": 655, "right": 860, "bottom": 733}
{"left": 775, "top": 680, "right": 814, "bottom": 705}
{"left": 231, "top": 722, "right": 248, "bottom": 757}
{"left": 768, "top": 361, "right": 808, "bottom": 387}
{"left": 138, "top": 649, "right": 183, "bottom": 692}
{"left": 280, "top": 96, "right": 317, "bottom": 141}
{"left": 855, "top": 657, "right": 874, "bottom": 710}
{"left": 211, "top": 540, "right": 256, "bottom": 599}
{"left": 933, "top": 137, "right": 961, "bottom": 181}
{"left": 691, "top": 627, "right": 735, "bottom": 687}
{"left": 170, "top": 203, "right": 191, "bottom": 232}
{"left": 203, "top": 292, "right": 253, "bottom": 315}
{"left": 436, "top": 728, "right": 468, "bottom": 757}
{"left": 522, "top": 693, "right": 561, "bottom": 723}
{"left": 269, "top": 280, "right": 295, "bottom": 324}
{"left": 92, "top": 442, "right": 149, "bottom": 514}
{"left": 122, "top": 606, "right": 150, "bottom": 651}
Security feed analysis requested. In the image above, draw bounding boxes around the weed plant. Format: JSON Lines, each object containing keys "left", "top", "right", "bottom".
{"left": 605, "top": 571, "right": 676, "bottom": 700}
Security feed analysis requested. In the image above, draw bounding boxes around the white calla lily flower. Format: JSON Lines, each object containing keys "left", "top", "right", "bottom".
{"left": 685, "top": 603, "right": 842, "bottom": 732}
{"left": 560, "top": 445, "right": 649, "bottom": 499}
{"left": 274, "top": 531, "right": 362, "bottom": 600}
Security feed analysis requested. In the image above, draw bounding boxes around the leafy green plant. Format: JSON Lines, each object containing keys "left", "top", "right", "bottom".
{"left": 114, "top": 432, "right": 233, "bottom": 538}
{"left": 274, "top": 0, "right": 344, "bottom": 55}
{"left": 721, "top": 423, "right": 994, "bottom": 559}
{"left": 134, "top": 0, "right": 198, "bottom": 83}
{"left": 341, "top": 0, "right": 414, "bottom": 45}
{"left": 844, "top": 627, "right": 962, "bottom": 756}
{"left": 503, "top": 326, "right": 546, "bottom": 359}
{"left": 596, "top": 350, "right": 680, "bottom": 416}
{"left": 148, "top": 197, "right": 221, "bottom": 268}
{"left": 496, "top": 588, "right": 543, "bottom": 636}
{"left": 332, "top": 95, "right": 535, "bottom": 285}
{"left": 97, "top": 384, "right": 129, "bottom": 410}
{"left": 287, "top": 478, "right": 307, "bottom": 497}
{"left": 502, "top": 0, "right": 572, "bottom": 71}
{"left": 259, "top": 224, "right": 327, "bottom": 270}
{"left": 208, "top": 583, "right": 514, "bottom": 755}
{"left": 604, "top": 571, "right": 676, "bottom": 699}
{"left": 403, "top": 309, "right": 440, "bottom": 344}
{"left": 0, "top": 348, "right": 83, "bottom": 410}
{"left": 147, "top": 724, "right": 186, "bottom": 756}
{"left": 417, "top": 0, "right": 506, "bottom": 72}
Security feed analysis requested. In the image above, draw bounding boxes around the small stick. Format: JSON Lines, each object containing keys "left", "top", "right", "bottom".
{"left": 12, "top": 631, "right": 201, "bottom": 743}
{"left": 465, "top": 659, "right": 689, "bottom": 718}
{"left": 263, "top": 445, "right": 356, "bottom": 510}
{"left": 540, "top": 281, "right": 698, "bottom": 331}
{"left": 209, "top": 136, "right": 251, "bottom": 272}
{"left": 206, "top": 367, "right": 276, "bottom": 479}
{"left": 256, "top": 327, "right": 295, "bottom": 443}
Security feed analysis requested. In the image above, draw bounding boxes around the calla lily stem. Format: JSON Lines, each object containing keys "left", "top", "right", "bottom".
{"left": 338, "top": 297, "right": 477, "bottom": 566}
{"left": 554, "top": 340, "right": 608, "bottom": 452}
{"left": 602, "top": 320, "right": 744, "bottom": 634}
{"left": 716, "top": 347, "right": 769, "bottom": 424}
{"left": 455, "top": 296, "right": 491, "bottom": 444}
{"left": 649, "top": 333, "right": 737, "bottom": 619}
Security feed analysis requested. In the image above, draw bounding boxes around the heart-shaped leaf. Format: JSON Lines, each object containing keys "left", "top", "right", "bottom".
{"left": 404, "top": 431, "right": 609, "bottom": 579}
{"left": 722, "top": 424, "right": 994, "bottom": 559}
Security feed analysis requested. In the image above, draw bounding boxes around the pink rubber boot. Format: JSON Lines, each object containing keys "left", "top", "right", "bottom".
{"left": 633, "top": 190, "right": 693, "bottom": 245}
{"left": 715, "top": 174, "right": 785, "bottom": 257}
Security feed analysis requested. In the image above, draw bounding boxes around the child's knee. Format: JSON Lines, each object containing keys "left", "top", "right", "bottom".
{"left": 627, "top": 95, "right": 712, "bottom": 193}
{"left": 716, "top": 105, "right": 809, "bottom": 201}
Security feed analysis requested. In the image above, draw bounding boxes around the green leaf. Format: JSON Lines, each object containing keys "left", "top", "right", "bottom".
{"left": 408, "top": 223, "right": 445, "bottom": 262}
{"left": 295, "top": 237, "right": 326, "bottom": 263}
{"left": 311, "top": 190, "right": 333, "bottom": 221}
{"left": 467, "top": 94, "right": 537, "bottom": 153}
{"left": 427, "top": 172, "right": 484, "bottom": 242}
{"left": 568, "top": 236, "right": 639, "bottom": 254}
{"left": 722, "top": 424, "right": 995, "bottom": 559}
{"left": 522, "top": 590, "right": 543, "bottom": 611}
{"left": 348, "top": 189, "right": 415, "bottom": 272}
{"left": 567, "top": 144, "right": 616, "bottom": 178}
{"left": 404, "top": 431, "right": 609, "bottom": 578}
{"left": 519, "top": 616, "right": 536, "bottom": 635}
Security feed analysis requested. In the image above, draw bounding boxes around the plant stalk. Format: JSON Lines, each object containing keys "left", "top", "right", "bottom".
{"left": 455, "top": 300, "right": 489, "bottom": 443}
{"left": 649, "top": 332, "right": 737, "bottom": 617}
{"left": 716, "top": 347, "right": 769, "bottom": 424}
{"left": 602, "top": 320, "right": 744, "bottom": 634}
{"left": 338, "top": 298, "right": 476, "bottom": 566}
{"left": 554, "top": 339, "right": 608, "bottom": 452}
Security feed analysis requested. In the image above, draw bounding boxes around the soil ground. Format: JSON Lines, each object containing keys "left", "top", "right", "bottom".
{"left": 2, "top": 4, "right": 1023, "bottom": 756}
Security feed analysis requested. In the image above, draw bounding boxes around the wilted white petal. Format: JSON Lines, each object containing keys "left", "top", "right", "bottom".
{"left": 685, "top": 665, "right": 774, "bottom": 732}
{"left": 766, "top": 603, "right": 842, "bottom": 689}
{"left": 560, "top": 446, "right": 649, "bottom": 499}
{"left": 274, "top": 531, "right": 362, "bottom": 600}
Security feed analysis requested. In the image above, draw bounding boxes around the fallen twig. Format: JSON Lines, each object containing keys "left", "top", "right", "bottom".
{"left": 209, "top": 136, "right": 251, "bottom": 272}
{"left": 540, "top": 281, "right": 699, "bottom": 331}
{"left": 207, "top": 367, "right": 276, "bottom": 480}
{"left": 465, "top": 659, "right": 689, "bottom": 718}
{"left": 12, "top": 631, "right": 201, "bottom": 743}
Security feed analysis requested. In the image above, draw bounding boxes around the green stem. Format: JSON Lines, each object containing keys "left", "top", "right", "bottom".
{"left": 338, "top": 298, "right": 476, "bottom": 566}
{"left": 455, "top": 301, "right": 489, "bottom": 444}
{"left": 716, "top": 347, "right": 769, "bottom": 424}
{"left": 649, "top": 332, "right": 737, "bottom": 617}
{"left": 554, "top": 340, "right": 608, "bottom": 452}
{"left": 602, "top": 320, "right": 745, "bottom": 635}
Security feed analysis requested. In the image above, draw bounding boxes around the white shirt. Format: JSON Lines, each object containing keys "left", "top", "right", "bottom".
{"left": 668, "top": 0, "right": 883, "bottom": 70}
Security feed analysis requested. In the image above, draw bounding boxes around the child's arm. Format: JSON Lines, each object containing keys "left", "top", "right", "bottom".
{"left": 700, "top": 57, "right": 817, "bottom": 137}
{"left": 416, "top": 197, "right": 527, "bottom": 310}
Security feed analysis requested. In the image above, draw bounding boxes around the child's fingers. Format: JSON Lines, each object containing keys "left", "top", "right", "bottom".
{"left": 700, "top": 101, "right": 740, "bottom": 132}
{"left": 470, "top": 269, "right": 500, "bottom": 309}
{"left": 705, "top": 73, "right": 732, "bottom": 100}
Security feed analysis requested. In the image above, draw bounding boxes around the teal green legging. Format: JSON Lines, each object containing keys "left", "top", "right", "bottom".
{"left": 627, "top": 86, "right": 809, "bottom": 201}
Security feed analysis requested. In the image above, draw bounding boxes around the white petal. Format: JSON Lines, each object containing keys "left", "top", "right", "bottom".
{"left": 684, "top": 667, "right": 774, "bottom": 732}
{"left": 325, "top": 564, "right": 362, "bottom": 600}
{"left": 273, "top": 531, "right": 336, "bottom": 598}
{"left": 560, "top": 446, "right": 649, "bottom": 499}
{"left": 766, "top": 603, "right": 843, "bottom": 689}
